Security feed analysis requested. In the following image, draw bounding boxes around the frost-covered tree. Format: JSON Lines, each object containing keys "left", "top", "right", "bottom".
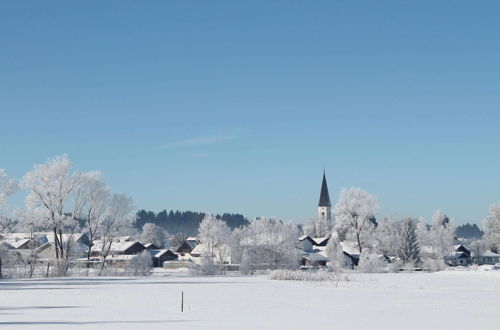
{"left": 233, "top": 217, "right": 299, "bottom": 270}
{"left": 303, "top": 216, "right": 331, "bottom": 238}
{"left": 0, "top": 169, "right": 18, "bottom": 211}
{"left": 325, "top": 231, "right": 345, "bottom": 271}
{"left": 141, "top": 223, "right": 167, "bottom": 248}
{"left": 334, "top": 187, "right": 378, "bottom": 253}
{"left": 416, "top": 218, "right": 431, "bottom": 248}
{"left": 99, "top": 193, "right": 134, "bottom": 274}
{"left": 0, "top": 169, "right": 18, "bottom": 278}
{"left": 198, "top": 214, "right": 232, "bottom": 264}
{"left": 72, "top": 171, "right": 111, "bottom": 261}
{"left": 21, "top": 155, "right": 79, "bottom": 259}
{"left": 398, "top": 218, "right": 421, "bottom": 267}
{"left": 483, "top": 202, "right": 500, "bottom": 252}
{"left": 374, "top": 217, "right": 400, "bottom": 256}
{"left": 429, "top": 210, "right": 456, "bottom": 258}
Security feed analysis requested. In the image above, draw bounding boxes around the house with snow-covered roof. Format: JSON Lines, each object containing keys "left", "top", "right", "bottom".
{"left": 147, "top": 249, "right": 178, "bottom": 267}
{"left": 475, "top": 250, "right": 500, "bottom": 265}
{"left": 91, "top": 238, "right": 145, "bottom": 257}
{"left": 312, "top": 237, "right": 329, "bottom": 246}
{"left": 299, "top": 235, "right": 316, "bottom": 251}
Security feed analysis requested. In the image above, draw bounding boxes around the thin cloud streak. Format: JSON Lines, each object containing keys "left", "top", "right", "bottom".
{"left": 161, "top": 135, "right": 235, "bottom": 149}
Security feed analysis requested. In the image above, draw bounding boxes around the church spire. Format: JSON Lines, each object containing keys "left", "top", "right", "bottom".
{"left": 318, "top": 171, "right": 331, "bottom": 207}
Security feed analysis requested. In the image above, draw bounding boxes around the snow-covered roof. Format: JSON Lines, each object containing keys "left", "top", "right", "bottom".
{"left": 445, "top": 252, "right": 468, "bottom": 259}
{"left": 185, "top": 238, "right": 198, "bottom": 249}
{"left": 91, "top": 239, "right": 143, "bottom": 254}
{"left": 480, "top": 250, "right": 500, "bottom": 257}
{"left": 190, "top": 243, "right": 230, "bottom": 261}
{"left": 2, "top": 238, "right": 30, "bottom": 249}
{"left": 340, "top": 241, "right": 359, "bottom": 256}
{"left": 1, "top": 233, "right": 31, "bottom": 240}
{"left": 313, "top": 237, "right": 329, "bottom": 245}
{"left": 147, "top": 249, "right": 176, "bottom": 258}
{"left": 105, "top": 255, "right": 136, "bottom": 261}
{"left": 305, "top": 252, "right": 329, "bottom": 262}
{"left": 155, "top": 249, "right": 175, "bottom": 258}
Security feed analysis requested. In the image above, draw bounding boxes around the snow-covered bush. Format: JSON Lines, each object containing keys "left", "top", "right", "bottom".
{"left": 387, "top": 258, "right": 403, "bottom": 273}
{"left": 325, "top": 232, "right": 345, "bottom": 272}
{"left": 191, "top": 254, "right": 217, "bottom": 276}
{"left": 422, "top": 257, "right": 447, "bottom": 272}
{"left": 239, "top": 250, "right": 253, "bottom": 275}
{"left": 125, "top": 251, "right": 153, "bottom": 276}
{"left": 270, "top": 269, "right": 344, "bottom": 283}
{"left": 358, "top": 251, "right": 387, "bottom": 273}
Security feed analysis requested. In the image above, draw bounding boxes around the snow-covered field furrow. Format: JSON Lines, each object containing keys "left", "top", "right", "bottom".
{"left": 1, "top": 270, "right": 499, "bottom": 329}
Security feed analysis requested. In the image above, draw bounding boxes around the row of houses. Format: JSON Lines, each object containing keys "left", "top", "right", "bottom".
{"left": 298, "top": 234, "right": 500, "bottom": 268}
{"left": 0, "top": 233, "right": 184, "bottom": 268}
{"left": 3, "top": 231, "right": 499, "bottom": 271}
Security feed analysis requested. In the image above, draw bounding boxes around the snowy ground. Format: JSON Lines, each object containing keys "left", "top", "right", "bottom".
{"left": 1, "top": 270, "right": 499, "bottom": 329}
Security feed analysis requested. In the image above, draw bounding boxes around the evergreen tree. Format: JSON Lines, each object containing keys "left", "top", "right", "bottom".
{"left": 398, "top": 218, "right": 421, "bottom": 266}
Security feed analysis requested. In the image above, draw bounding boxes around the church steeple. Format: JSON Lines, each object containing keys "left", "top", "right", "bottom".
{"left": 318, "top": 171, "right": 331, "bottom": 207}
{"left": 318, "top": 171, "right": 332, "bottom": 224}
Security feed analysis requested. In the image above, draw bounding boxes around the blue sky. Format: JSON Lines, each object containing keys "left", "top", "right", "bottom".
{"left": 1, "top": 1, "right": 499, "bottom": 225}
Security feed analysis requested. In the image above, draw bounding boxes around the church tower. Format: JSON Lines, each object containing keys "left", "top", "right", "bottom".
{"left": 318, "top": 171, "right": 332, "bottom": 224}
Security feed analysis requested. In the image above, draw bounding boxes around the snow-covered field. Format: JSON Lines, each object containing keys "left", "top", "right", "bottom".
{"left": 1, "top": 270, "right": 499, "bottom": 329}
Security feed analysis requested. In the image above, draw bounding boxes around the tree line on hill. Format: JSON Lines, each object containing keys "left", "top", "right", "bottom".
{"left": 134, "top": 209, "right": 249, "bottom": 236}
{"left": 456, "top": 223, "right": 483, "bottom": 239}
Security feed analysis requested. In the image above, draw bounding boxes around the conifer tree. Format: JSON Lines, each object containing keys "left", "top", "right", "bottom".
{"left": 398, "top": 218, "right": 421, "bottom": 266}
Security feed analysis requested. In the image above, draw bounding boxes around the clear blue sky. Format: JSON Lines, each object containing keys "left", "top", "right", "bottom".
{"left": 1, "top": 1, "right": 499, "bottom": 225}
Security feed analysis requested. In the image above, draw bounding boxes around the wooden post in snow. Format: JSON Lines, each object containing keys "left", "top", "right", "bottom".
{"left": 181, "top": 290, "right": 184, "bottom": 312}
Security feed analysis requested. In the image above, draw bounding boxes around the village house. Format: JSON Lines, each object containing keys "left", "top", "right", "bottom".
{"left": 91, "top": 237, "right": 146, "bottom": 258}
{"left": 475, "top": 250, "right": 500, "bottom": 266}
{"left": 176, "top": 240, "right": 195, "bottom": 256}
{"left": 148, "top": 249, "right": 178, "bottom": 267}
{"left": 444, "top": 245, "right": 472, "bottom": 266}
{"left": 298, "top": 235, "right": 316, "bottom": 251}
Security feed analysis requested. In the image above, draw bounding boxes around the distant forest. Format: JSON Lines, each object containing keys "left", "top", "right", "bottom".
{"left": 456, "top": 223, "right": 484, "bottom": 239}
{"left": 134, "top": 209, "right": 249, "bottom": 236}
